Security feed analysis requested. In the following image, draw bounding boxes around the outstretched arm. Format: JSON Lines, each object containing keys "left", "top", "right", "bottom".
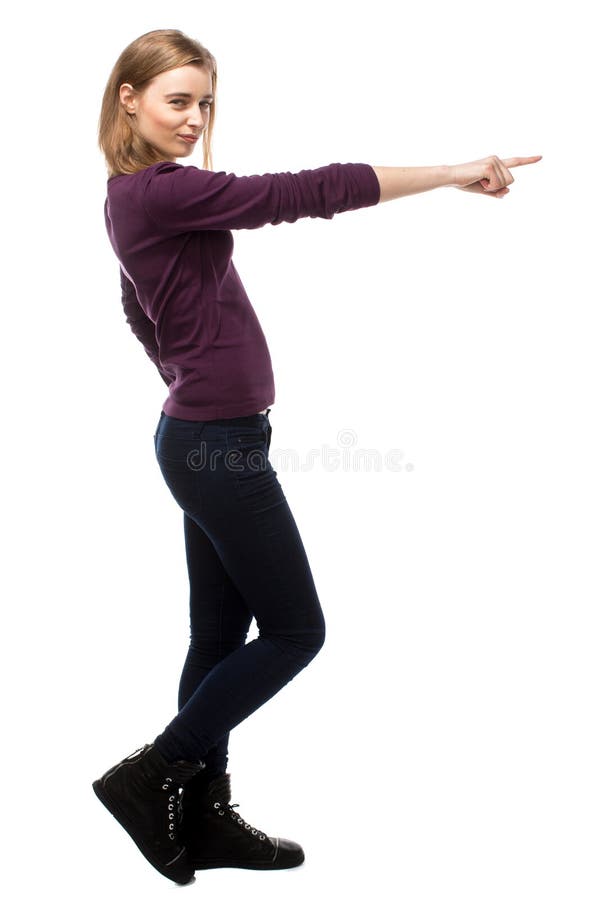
{"left": 373, "top": 154, "right": 542, "bottom": 202}
{"left": 140, "top": 154, "right": 542, "bottom": 236}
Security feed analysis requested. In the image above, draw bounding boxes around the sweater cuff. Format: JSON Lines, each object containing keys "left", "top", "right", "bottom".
{"left": 353, "top": 163, "right": 381, "bottom": 207}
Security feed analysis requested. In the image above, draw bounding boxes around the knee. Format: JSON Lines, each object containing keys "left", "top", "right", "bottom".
{"left": 263, "top": 620, "right": 326, "bottom": 664}
{"left": 294, "top": 621, "right": 326, "bottom": 662}
{"left": 292, "top": 607, "right": 326, "bottom": 658}
{"left": 310, "top": 622, "right": 326, "bottom": 656}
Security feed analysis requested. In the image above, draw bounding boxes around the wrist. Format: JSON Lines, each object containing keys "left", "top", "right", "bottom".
{"left": 439, "top": 164, "right": 454, "bottom": 187}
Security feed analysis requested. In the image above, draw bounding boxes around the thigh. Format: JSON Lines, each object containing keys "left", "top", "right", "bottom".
{"left": 154, "top": 412, "right": 324, "bottom": 640}
{"left": 202, "top": 428, "right": 324, "bottom": 642}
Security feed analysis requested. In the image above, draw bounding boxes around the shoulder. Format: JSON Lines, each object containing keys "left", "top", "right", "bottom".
{"left": 108, "top": 161, "right": 184, "bottom": 191}
{"left": 146, "top": 160, "right": 183, "bottom": 177}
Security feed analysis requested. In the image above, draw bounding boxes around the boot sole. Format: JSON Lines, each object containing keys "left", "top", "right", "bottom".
{"left": 92, "top": 777, "right": 195, "bottom": 885}
{"left": 190, "top": 850, "right": 305, "bottom": 870}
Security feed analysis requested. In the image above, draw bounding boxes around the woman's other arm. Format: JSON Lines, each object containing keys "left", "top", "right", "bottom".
{"left": 119, "top": 267, "right": 174, "bottom": 387}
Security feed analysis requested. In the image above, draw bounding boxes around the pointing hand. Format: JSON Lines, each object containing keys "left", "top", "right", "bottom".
{"left": 449, "top": 154, "right": 542, "bottom": 198}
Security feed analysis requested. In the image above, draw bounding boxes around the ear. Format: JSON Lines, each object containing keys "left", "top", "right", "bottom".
{"left": 119, "top": 83, "right": 137, "bottom": 114}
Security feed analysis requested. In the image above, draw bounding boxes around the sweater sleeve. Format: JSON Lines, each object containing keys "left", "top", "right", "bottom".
{"left": 141, "top": 161, "right": 381, "bottom": 233}
{"left": 119, "top": 266, "right": 173, "bottom": 386}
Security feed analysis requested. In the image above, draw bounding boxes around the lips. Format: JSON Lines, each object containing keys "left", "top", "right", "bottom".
{"left": 178, "top": 134, "right": 199, "bottom": 142}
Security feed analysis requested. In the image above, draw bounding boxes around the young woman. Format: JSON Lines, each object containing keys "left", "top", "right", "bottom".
{"left": 92, "top": 28, "right": 541, "bottom": 886}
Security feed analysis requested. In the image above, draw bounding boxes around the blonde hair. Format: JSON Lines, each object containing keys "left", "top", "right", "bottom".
{"left": 98, "top": 28, "right": 217, "bottom": 178}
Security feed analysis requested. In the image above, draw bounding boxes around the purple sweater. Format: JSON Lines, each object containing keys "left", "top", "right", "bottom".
{"left": 105, "top": 160, "right": 381, "bottom": 420}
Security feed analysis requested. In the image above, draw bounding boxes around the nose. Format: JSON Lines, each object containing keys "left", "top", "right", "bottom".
{"left": 186, "top": 107, "right": 210, "bottom": 130}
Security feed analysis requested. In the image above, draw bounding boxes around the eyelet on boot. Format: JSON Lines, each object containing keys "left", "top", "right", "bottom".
{"left": 168, "top": 795, "right": 177, "bottom": 838}
{"left": 159, "top": 777, "right": 178, "bottom": 837}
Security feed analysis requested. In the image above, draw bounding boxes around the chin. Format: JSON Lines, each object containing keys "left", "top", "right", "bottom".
{"left": 172, "top": 146, "right": 193, "bottom": 160}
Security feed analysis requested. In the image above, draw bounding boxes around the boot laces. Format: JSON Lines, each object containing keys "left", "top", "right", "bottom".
{"left": 213, "top": 800, "right": 268, "bottom": 841}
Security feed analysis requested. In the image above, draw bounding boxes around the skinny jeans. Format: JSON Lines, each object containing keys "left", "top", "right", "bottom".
{"left": 151, "top": 409, "right": 326, "bottom": 775}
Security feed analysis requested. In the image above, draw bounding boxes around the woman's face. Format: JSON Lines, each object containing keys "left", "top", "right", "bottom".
{"left": 119, "top": 64, "right": 214, "bottom": 161}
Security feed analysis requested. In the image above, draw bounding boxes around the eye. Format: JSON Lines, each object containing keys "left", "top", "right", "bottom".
{"left": 169, "top": 99, "right": 213, "bottom": 108}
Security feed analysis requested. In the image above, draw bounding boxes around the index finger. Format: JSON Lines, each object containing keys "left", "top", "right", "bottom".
{"left": 502, "top": 155, "right": 543, "bottom": 168}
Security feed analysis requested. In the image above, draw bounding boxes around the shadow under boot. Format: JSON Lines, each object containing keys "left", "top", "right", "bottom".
{"left": 180, "top": 771, "right": 305, "bottom": 870}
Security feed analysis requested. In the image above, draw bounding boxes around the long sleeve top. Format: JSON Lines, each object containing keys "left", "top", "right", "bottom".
{"left": 104, "top": 159, "right": 381, "bottom": 420}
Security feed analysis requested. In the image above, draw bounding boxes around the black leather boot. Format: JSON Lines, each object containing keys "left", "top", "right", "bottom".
{"left": 180, "top": 771, "right": 305, "bottom": 870}
{"left": 92, "top": 742, "right": 206, "bottom": 884}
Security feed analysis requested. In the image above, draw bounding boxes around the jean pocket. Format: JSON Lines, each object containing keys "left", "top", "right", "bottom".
{"left": 237, "top": 433, "right": 266, "bottom": 449}
{"left": 155, "top": 434, "right": 207, "bottom": 464}
{"left": 227, "top": 424, "right": 266, "bottom": 449}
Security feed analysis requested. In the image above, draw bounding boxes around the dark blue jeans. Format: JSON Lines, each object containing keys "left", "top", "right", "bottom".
{"left": 151, "top": 409, "right": 326, "bottom": 775}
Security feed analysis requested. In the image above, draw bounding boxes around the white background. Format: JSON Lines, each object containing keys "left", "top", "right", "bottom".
{"left": 2, "top": 0, "right": 598, "bottom": 897}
